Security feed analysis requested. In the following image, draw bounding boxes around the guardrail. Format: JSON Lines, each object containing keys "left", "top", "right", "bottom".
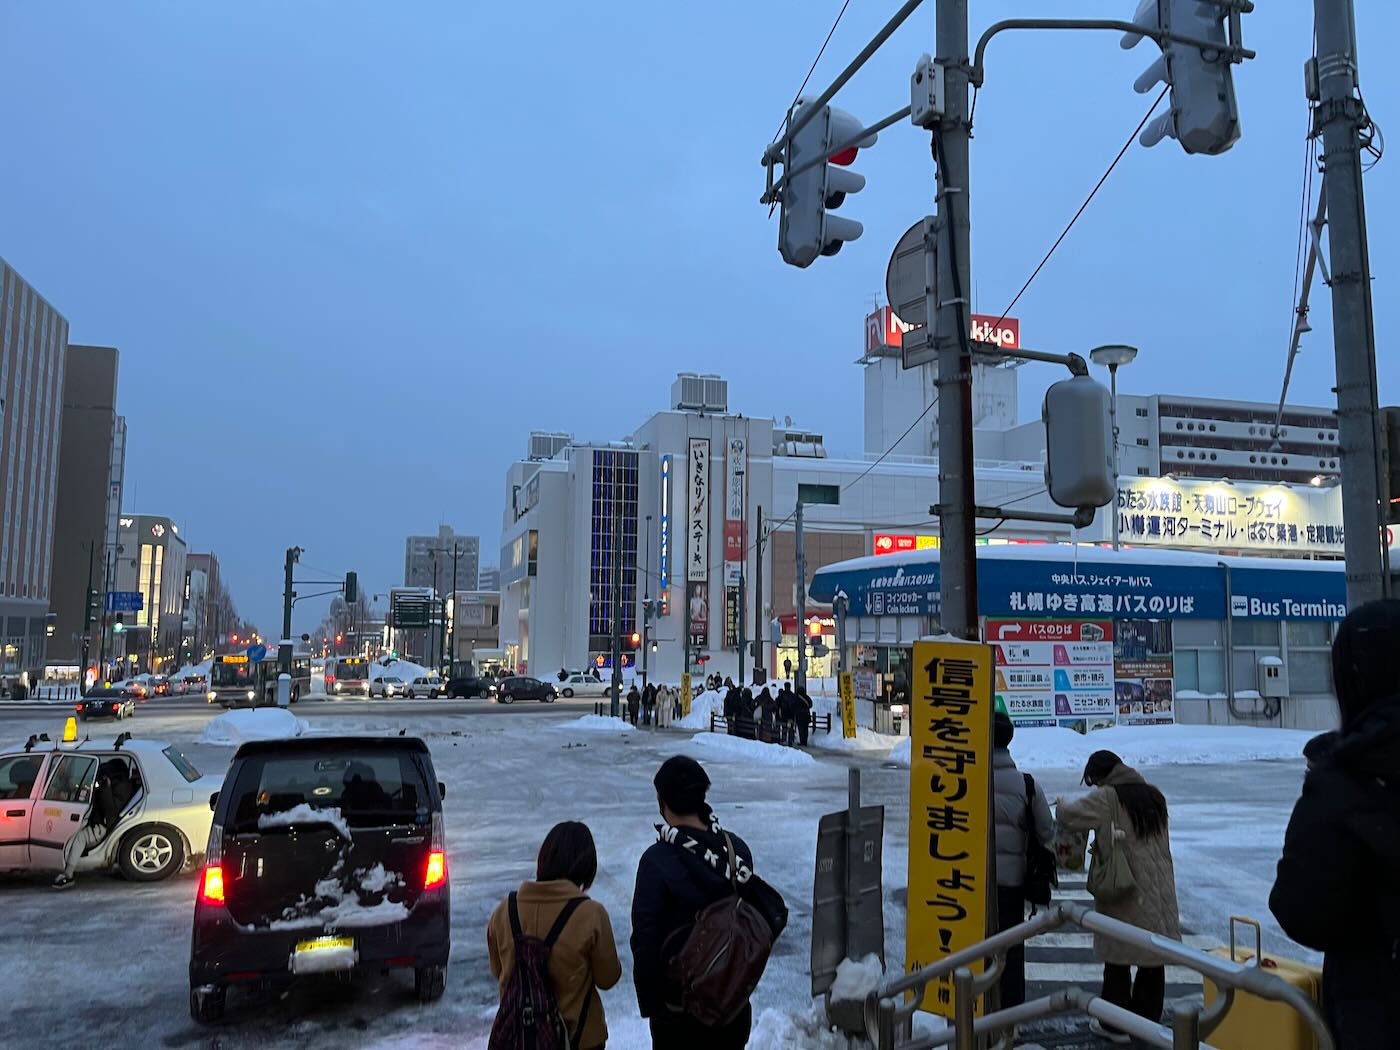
{"left": 862, "top": 903, "right": 1332, "bottom": 1050}
{"left": 709, "top": 711, "right": 832, "bottom": 740}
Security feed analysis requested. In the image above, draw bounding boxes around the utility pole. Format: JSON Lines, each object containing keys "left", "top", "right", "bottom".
{"left": 281, "top": 546, "right": 301, "bottom": 676}
{"left": 934, "top": 0, "right": 979, "bottom": 639}
{"left": 1314, "top": 0, "right": 1390, "bottom": 603}
{"left": 609, "top": 467, "right": 624, "bottom": 715}
{"left": 795, "top": 500, "right": 807, "bottom": 694}
{"left": 753, "top": 503, "right": 765, "bottom": 682}
{"left": 642, "top": 514, "right": 652, "bottom": 689}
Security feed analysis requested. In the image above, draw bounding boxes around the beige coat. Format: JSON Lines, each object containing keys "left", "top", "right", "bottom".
{"left": 487, "top": 879, "right": 622, "bottom": 1049}
{"left": 1056, "top": 768, "right": 1181, "bottom": 967}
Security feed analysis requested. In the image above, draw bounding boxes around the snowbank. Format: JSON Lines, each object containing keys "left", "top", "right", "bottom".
{"left": 375, "top": 658, "right": 431, "bottom": 682}
{"left": 257, "top": 804, "right": 351, "bottom": 839}
{"left": 673, "top": 689, "right": 725, "bottom": 730}
{"left": 200, "top": 708, "right": 309, "bottom": 745}
{"left": 829, "top": 954, "right": 884, "bottom": 1001}
{"left": 889, "top": 724, "right": 1315, "bottom": 770}
{"left": 679, "top": 733, "right": 816, "bottom": 768}
{"left": 547, "top": 714, "right": 637, "bottom": 733}
{"left": 810, "top": 726, "right": 900, "bottom": 752}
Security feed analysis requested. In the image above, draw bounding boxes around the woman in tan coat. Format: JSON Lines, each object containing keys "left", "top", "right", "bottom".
{"left": 1056, "top": 750, "right": 1180, "bottom": 1045}
{"left": 488, "top": 821, "right": 622, "bottom": 1050}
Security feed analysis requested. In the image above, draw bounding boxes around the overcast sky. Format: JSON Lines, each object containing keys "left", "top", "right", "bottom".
{"left": 2, "top": 1, "right": 1395, "bottom": 633}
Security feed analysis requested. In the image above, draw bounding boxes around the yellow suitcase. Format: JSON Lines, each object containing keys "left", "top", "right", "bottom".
{"left": 1202, "top": 917, "right": 1324, "bottom": 1050}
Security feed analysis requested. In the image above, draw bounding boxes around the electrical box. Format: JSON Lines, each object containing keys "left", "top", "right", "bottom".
{"left": 910, "top": 54, "right": 946, "bottom": 128}
{"left": 1042, "top": 375, "right": 1115, "bottom": 509}
{"left": 1258, "top": 656, "right": 1288, "bottom": 699}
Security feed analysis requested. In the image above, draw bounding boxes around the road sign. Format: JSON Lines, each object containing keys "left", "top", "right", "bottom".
{"left": 886, "top": 218, "right": 931, "bottom": 327}
{"left": 837, "top": 672, "right": 858, "bottom": 739}
{"left": 811, "top": 803, "right": 885, "bottom": 998}
{"left": 105, "top": 591, "right": 143, "bottom": 613}
{"left": 393, "top": 599, "right": 433, "bottom": 629}
{"left": 247, "top": 644, "right": 268, "bottom": 663}
{"left": 679, "top": 673, "right": 693, "bottom": 718}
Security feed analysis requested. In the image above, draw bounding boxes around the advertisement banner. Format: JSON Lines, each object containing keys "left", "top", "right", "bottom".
{"left": 659, "top": 454, "right": 671, "bottom": 598}
{"left": 908, "top": 640, "right": 994, "bottom": 1017}
{"left": 989, "top": 620, "right": 1116, "bottom": 730}
{"left": 680, "top": 673, "right": 693, "bottom": 718}
{"left": 687, "top": 439, "right": 709, "bottom": 583}
{"left": 724, "top": 587, "right": 740, "bottom": 649}
{"left": 1114, "top": 618, "right": 1176, "bottom": 725}
{"left": 852, "top": 668, "right": 878, "bottom": 700}
{"left": 724, "top": 521, "right": 745, "bottom": 564}
{"left": 837, "top": 672, "right": 858, "bottom": 739}
{"left": 687, "top": 581, "right": 709, "bottom": 649}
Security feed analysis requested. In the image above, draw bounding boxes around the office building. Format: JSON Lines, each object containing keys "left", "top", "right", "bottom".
{"left": 404, "top": 526, "right": 480, "bottom": 595}
{"left": 50, "top": 344, "right": 120, "bottom": 665}
{"left": 0, "top": 257, "right": 69, "bottom": 677}
{"left": 112, "top": 514, "right": 187, "bottom": 673}
{"left": 478, "top": 565, "right": 500, "bottom": 592}
{"left": 183, "top": 552, "right": 221, "bottom": 661}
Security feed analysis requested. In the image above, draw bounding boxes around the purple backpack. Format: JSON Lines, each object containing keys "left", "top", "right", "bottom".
{"left": 489, "top": 893, "right": 589, "bottom": 1050}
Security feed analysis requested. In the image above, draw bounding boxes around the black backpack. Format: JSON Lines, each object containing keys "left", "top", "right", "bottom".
{"left": 1023, "top": 773, "right": 1058, "bottom": 910}
{"left": 489, "top": 893, "right": 591, "bottom": 1050}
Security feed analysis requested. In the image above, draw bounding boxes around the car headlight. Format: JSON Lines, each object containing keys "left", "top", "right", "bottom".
{"left": 247, "top": 689, "right": 256, "bottom": 700}
{"left": 334, "top": 682, "right": 342, "bottom": 692}
{"left": 207, "top": 691, "right": 216, "bottom": 702}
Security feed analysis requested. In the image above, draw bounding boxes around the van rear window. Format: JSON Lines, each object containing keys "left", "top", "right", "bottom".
{"left": 227, "top": 751, "right": 430, "bottom": 831}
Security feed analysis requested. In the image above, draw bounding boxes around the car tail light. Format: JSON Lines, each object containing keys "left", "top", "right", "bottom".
{"left": 75, "top": 704, "right": 82, "bottom": 712}
{"left": 424, "top": 812, "right": 447, "bottom": 889}
{"left": 200, "top": 865, "right": 225, "bottom": 904}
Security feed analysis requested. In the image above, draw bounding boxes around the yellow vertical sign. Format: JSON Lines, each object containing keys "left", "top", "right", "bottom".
{"left": 837, "top": 671, "right": 858, "bottom": 739}
{"left": 680, "top": 673, "right": 693, "bottom": 717}
{"left": 906, "top": 639, "right": 995, "bottom": 1018}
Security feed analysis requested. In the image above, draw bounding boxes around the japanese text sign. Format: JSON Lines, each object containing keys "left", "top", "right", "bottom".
{"left": 907, "top": 640, "right": 994, "bottom": 1017}
{"left": 838, "top": 671, "right": 858, "bottom": 739}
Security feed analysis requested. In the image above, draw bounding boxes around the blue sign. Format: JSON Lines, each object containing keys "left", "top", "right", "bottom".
{"left": 105, "top": 591, "right": 143, "bottom": 613}
{"left": 810, "top": 551, "right": 1348, "bottom": 622}
{"left": 247, "top": 644, "right": 268, "bottom": 663}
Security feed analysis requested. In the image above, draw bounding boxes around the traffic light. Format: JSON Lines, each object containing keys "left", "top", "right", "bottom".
{"left": 1042, "top": 375, "right": 1115, "bottom": 509}
{"left": 113, "top": 614, "right": 125, "bottom": 635}
{"left": 344, "top": 571, "right": 358, "bottom": 604}
{"left": 629, "top": 631, "right": 641, "bottom": 649}
{"left": 85, "top": 588, "right": 101, "bottom": 625}
{"left": 1122, "top": 0, "right": 1244, "bottom": 155}
{"left": 1383, "top": 406, "right": 1400, "bottom": 525}
{"left": 778, "top": 101, "right": 875, "bottom": 267}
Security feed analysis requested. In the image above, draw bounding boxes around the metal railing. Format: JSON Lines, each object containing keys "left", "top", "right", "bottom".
{"left": 862, "top": 903, "right": 1333, "bottom": 1050}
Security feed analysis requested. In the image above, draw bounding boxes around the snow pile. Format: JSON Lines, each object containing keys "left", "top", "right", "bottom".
{"left": 811, "top": 726, "right": 899, "bottom": 753}
{"left": 356, "top": 863, "right": 404, "bottom": 894}
{"left": 547, "top": 714, "right": 637, "bottom": 733}
{"left": 258, "top": 804, "right": 352, "bottom": 839}
{"left": 889, "top": 737, "right": 913, "bottom": 767}
{"left": 889, "top": 724, "right": 1315, "bottom": 770}
{"left": 829, "top": 953, "right": 884, "bottom": 1001}
{"left": 680, "top": 733, "right": 816, "bottom": 768}
{"left": 270, "top": 897, "right": 410, "bottom": 930}
{"left": 200, "top": 708, "right": 309, "bottom": 745}
{"left": 673, "top": 689, "right": 725, "bottom": 730}
{"left": 375, "top": 658, "right": 431, "bottom": 682}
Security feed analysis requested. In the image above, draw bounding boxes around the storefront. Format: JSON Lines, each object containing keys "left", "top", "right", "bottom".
{"left": 809, "top": 544, "right": 1349, "bottom": 732}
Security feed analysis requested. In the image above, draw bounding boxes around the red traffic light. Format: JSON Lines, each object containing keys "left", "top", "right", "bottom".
{"left": 829, "top": 146, "right": 858, "bottom": 166}
{"left": 629, "top": 632, "right": 641, "bottom": 648}
{"left": 806, "top": 619, "right": 823, "bottom": 637}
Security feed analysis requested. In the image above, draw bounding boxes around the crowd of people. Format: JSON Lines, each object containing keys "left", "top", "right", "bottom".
{"left": 714, "top": 677, "right": 814, "bottom": 746}
{"left": 623, "top": 682, "right": 680, "bottom": 728}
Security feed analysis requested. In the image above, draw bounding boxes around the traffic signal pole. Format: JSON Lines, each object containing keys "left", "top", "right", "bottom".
{"left": 934, "top": 0, "right": 980, "bottom": 641}
{"left": 1314, "top": 0, "right": 1391, "bottom": 603}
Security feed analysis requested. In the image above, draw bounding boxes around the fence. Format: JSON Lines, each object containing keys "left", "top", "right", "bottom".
{"left": 863, "top": 902, "right": 1332, "bottom": 1050}
{"left": 709, "top": 711, "right": 833, "bottom": 741}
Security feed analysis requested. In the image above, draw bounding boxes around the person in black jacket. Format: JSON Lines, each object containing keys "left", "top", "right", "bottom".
{"left": 794, "top": 685, "right": 813, "bottom": 746}
{"left": 631, "top": 756, "right": 762, "bottom": 1049}
{"left": 1270, "top": 598, "right": 1400, "bottom": 1050}
{"left": 53, "top": 760, "right": 136, "bottom": 889}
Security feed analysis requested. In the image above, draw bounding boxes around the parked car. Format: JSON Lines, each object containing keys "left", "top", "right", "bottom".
{"left": 368, "top": 675, "right": 405, "bottom": 698}
{"left": 115, "top": 678, "right": 149, "bottom": 699}
{"left": 77, "top": 687, "right": 137, "bottom": 720}
{"left": 179, "top": 674, "right": 208, "bottom": 695}
{"left": 556, "top": 673, "right": 616, "bottom": 699}
{"left": 189, "top": 735, "right": 450, "bottom": 1022}
{"left": 404, "top": 676, "right": 442, "bottom": 699}
{"left": 495, "top": 676, "right": 557, "bottom": 704}
{"left": 444, "top": 675, "right": 495, "bottom": 699}
{"left": 0, "top": 734, "right": 221, "bottom": 881}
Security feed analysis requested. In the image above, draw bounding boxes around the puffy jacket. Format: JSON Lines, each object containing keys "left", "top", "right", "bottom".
{"left": 992, "top": 749, "right": 1053, "bottom": 888}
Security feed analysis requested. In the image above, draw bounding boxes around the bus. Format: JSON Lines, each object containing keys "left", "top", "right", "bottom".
{"left": 208, "top": 653, "right": 312, "bottom": 706}
{"left": 325, "top": 655, "right": 371, "bottom": 697}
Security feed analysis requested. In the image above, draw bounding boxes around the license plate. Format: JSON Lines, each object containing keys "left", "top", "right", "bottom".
{"left": 290, "top": 936, "right": 356, "bottom": 974}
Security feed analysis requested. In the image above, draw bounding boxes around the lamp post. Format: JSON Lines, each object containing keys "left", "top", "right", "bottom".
{"left": 1089, "top": 344, "right": 1139, "bottom": 551}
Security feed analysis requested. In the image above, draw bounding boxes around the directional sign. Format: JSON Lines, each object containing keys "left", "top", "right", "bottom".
{"left": 105, "top": 591, "right": 143, "bottom": 613}
{"left": 247, "top": 644, "right": 268, "bottom": 663}
{"left": 394, "top": 599, "right": 434, "bottom": 629}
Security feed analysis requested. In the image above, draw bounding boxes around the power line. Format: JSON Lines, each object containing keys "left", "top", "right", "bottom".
{"left": 773, "top": 0, "right": 854, "bottom": 141}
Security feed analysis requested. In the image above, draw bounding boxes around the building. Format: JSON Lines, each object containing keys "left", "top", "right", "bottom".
{"left": 183, "top": 552, "right": 221, "bottom": 662}
{"left": 112, "top": 514, "right": 187, "bottom": 674}
{"left": 0, "top": 257, "right": 69, "bottom": 679}
{"left": 49, "top": 344, "right": 120, "bottom": 666}
{"left": 478, "top": 565, "right": 500, "bottom": 591}
{"left": 450, "top": 590, "right": 501, "bottom": 673}
{"left": 404, "top": 526, "right": 480, "bottom": 594}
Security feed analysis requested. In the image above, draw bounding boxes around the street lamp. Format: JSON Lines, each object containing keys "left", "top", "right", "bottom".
{"left": 1089, "top": 344, "right": 1139, "bottom": 551}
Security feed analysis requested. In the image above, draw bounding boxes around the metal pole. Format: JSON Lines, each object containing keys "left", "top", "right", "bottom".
{"left": 80, "top": 542, "right": 94, "bottom": 696}
{"left": 449, "top": 545, "right": 459, "bottom": 676}
{"left": 610, "top": 465, "right": 624, "bottom": 710}
{"left": 1109, "top": 363, "right": 1121, "bottom": 551}
{"left": 754, "top": 504, "right": 765, "bottom": 680}
{"left": 935, "top": 0, "right": 979, "bottom": 639}
{"left": 97, "top": 547, "right": 111, "bottom": 680}
{"left": 1315, "top": 0, "right": 1390, "bottom": 603}
{"left": 795, "top": 500, "right": 808, "bottom": 693}
{"left": 280, "top": 547, "right": 297, "bottom": 676}
{"left": 1220, "top": 561, "right": 1236, "bottom": 705}
{"left": 845, "top": 767, "right": 861, "bottom": 962}
{"left": 738, "top": 556, "right": 747, "bottom": 687}
{"left": 643, "top": 513, "right": 652, "bottom": 689}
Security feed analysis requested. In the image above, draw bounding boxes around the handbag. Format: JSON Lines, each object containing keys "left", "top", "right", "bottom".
{"left": 1086, "top": 788, "right": 1137, "bottom": 905}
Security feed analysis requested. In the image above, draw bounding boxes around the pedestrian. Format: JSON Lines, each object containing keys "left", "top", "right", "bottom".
{"left": 1055, "top": 750, "right": 1179, "bottom": 1043}
{"left": 740, "top": 688, "right": 757, "bottom": 739}
{"left": 558, "top": 667, "right": 569, "bottom": 682}
{"left": 1270, "top": 599, "right": 1400, "bottom": 1049}
{"left": 794, "top": 684, "right": 813, "bottom": 747}
{"left": 52, "top": 760, "right": 136, "bottom": 889}
{"left": 626, "top": 684, "right": 641, "bottom": 726}
{"left": 992, "top": 713, "right": 1055, "bottom": 1009}
{"left": 487, "top": 821, "right": 622, "bottom": 1050}
{"left": 641, "top": 682, "right": 656, "bottom": 726}
{"left": 654, "top": 684, "right": 672, "bottom": 729}
{"left": 783, "top": 657, "right": 792, "bottom": 680}
{"left": 630, "top": 756, "right": 787, "bottom": 1050}
{"left": 757, "top": 686, "right": 776, "bottom": 738}
{"left": 776, "top": 682, "right": 798, "bottom": 745}
{"left": 722, "top": 683, "right": 741, "bottom": 734}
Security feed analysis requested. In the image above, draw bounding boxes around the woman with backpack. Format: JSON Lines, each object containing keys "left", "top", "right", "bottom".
{"left": 487, "top": 821, "right": 622, "bottom": 1050}
{"left": 1056, "top": 750, "right": 1180, "bottom": 1045}
{"left": 630, "top": 756, "right": 787, "bottom": 1049}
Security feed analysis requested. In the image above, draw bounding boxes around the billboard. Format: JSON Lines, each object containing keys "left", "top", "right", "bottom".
{"left": 659, "top": 454, "right": 671, "bottom": 600}
{"left": 988, "top": 620, "right": 1116, "bottom": 730}
{"left": 688, "top": 580, "right": 709, "bottom": 649}
{"left": 725, "top": 437, "right": 746, "bottom": 564}
{"left": 1114, "top": 618, "right": 1176, "bottom": 725}
{"left": 687, "top": 438, "right": 709, "bottom": 583}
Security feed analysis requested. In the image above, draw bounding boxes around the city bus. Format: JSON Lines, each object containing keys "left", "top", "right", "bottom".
{"left": 208, "top": 653, "right": 312, "bottom": 706}
{"left": 325, "top": 655, "right": 371, "bottom": 697}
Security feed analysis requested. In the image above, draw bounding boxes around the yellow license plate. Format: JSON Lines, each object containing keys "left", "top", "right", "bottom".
{"left": 294, "top": 936, "right": 354, "bottom": 954}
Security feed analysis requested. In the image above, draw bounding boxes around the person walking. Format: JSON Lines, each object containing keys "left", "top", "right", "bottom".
{"left": 1055, "top": 750, "right": 1179, "bottom": 1043}
{"left": 1270, "top": 599, "right": 1400, "bottom": 1050}
{"left": 776, "top": 682, "right": 798, "bottom": 745}
{"left": 794, "top": 684, "right": 813, "bottom": 747}
{"left": 630, "top": 757, "right": 787, "bottom": 1050}
{"left": 756, "top": 686, "right": 776, "bottom": 739}
{"left": 653, "top": 684, "right": 671, "bottom": 729}
{"left": 723, "top": 683, "right": 742, "bottom": 734}
{"left": 991, "top": 713, "right": 1055, "bottom": 1009}
{"left": 487, "top": 821, "right": 622, "bottom": 1050}
{"left": 626, "top": 684, "right": 641, "bottom": 726}
{"left": 641, "top": 682, "right": 656, "bottom": 727}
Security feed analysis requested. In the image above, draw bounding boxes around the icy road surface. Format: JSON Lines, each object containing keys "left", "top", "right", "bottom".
{"left": 0, "top": 706, "right": 1314, "bottom": 1049}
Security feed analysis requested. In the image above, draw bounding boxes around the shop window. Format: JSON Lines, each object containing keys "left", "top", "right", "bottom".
{"left": 1175, "top": 648, "right": 1226, "bottom": 695}
{"left": 1286, "top": 620, "right": 1334, "bottom": 694}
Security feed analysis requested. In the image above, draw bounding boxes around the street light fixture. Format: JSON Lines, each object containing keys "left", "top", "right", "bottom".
{"left": 1089, "top": 344, "right": 1139, "bottom": 551}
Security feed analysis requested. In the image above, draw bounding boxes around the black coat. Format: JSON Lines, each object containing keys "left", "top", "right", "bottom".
{"left": 1270, "top": 700, "right": 1400, "bottom": 1049}
{"left": 722, "top": 687, "right": 741, "bottom": 719}
{"left": 630, "top": 826, "right": 755, "bottom": 1019}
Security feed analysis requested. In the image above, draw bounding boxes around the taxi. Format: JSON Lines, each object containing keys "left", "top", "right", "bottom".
{"left": 0, "top": 724, "right": 223, "bottom": 882}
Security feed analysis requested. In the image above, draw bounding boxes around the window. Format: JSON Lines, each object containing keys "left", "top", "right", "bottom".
{"left": 1232, "top": 620, "right": 1280, "bottom": 647}
{"left": 1173, "top": 619, "right": 1225, "bottom": 696}
{"left": 0, "top": 754, "right": 43, "bottom": 800}
{"left": 228, "top": 750, "right": 431, "bottom": 831}
{"left": 43, "top": 755, "right": 98, "bottom": 803}
{"left": 1286, "top": 620, "right": 1335, "bottom": 694}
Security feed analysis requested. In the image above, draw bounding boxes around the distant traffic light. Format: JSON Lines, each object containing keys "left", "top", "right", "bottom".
{"left": 806, "top": 619, "right": 823, "bottom": 638}
{"left": 629, "top": 631, "right": 641, "bottom": 649}
{"left": 777, "top": 101, "right": 875, "bottom": 267}
{"left": 1122, "top": 0, "right": 1245, "bottom": 155}
{"left": 85, "top": 588, "right": 101, "bottom": 625}
{"left": 1383, "top": 406, "right": 1400, "bottom": 525}
{"left": 344, "top": 571, "right": 358, "bottom": 604}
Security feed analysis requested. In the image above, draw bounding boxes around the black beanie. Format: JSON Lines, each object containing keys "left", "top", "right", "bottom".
{"left": 993, "top": 712, "right": 1015, "bottom": 750}
{"left": 1331, "top": 599, "right": 1400, "bottom": 728}
{"left": 654, "top": 755, "right": 711, "bottom": 816}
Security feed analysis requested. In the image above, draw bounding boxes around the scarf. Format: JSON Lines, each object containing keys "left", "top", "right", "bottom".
{"left": 655, "top": 811, "right": 754, "bottom": 885}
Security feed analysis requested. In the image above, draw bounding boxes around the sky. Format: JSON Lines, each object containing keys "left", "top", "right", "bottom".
{"left": 1, "top": 1, "right": 1395, "bottom": 634}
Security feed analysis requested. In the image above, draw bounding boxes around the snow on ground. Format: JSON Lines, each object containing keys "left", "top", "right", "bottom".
{"left": 679, "top": 732, "right": 816, "bottom": 767}
{"left": 811, "top": 725, "right": 900, "bottom": 752}
{"left": 375, "top": 658, "right": 431, "bottom": 681}
{"left": 200, "top": 707, "right": 309, "bottom": 745}
{"left": 546, "top": 714, "right": 637, "bottom": 733}
{"left": 889, "top": 723, "right": 1317, "bottom": 770}
{"left": 672, "top": 688, "right": 724, "bottom": 729}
